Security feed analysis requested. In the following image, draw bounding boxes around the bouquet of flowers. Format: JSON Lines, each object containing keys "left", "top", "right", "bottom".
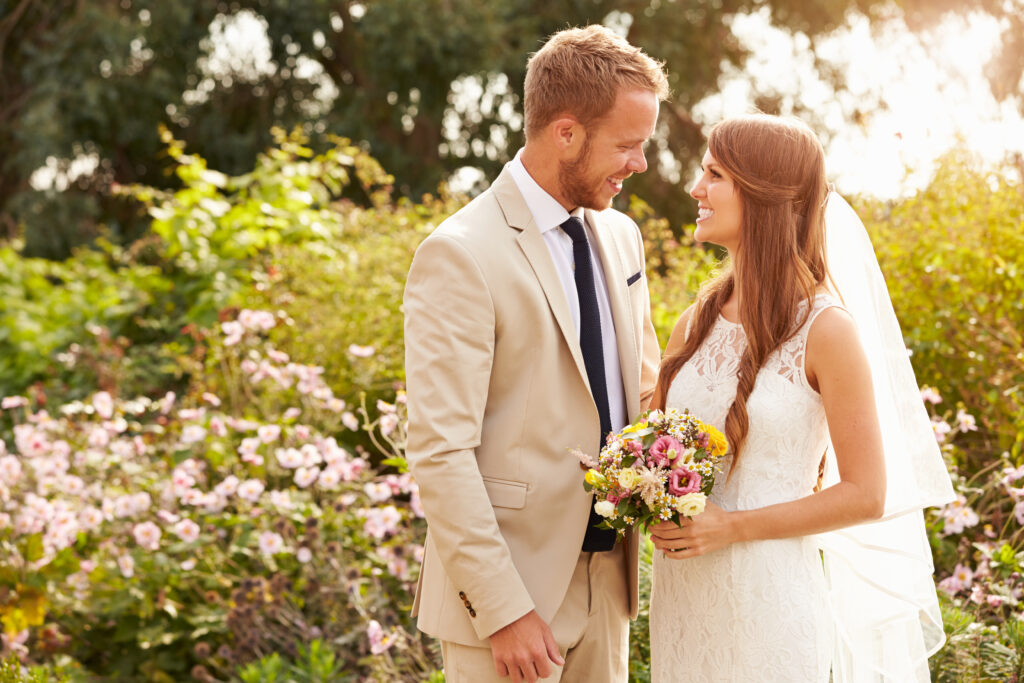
{"left": 579, "top": 408, "right": 729, "bottom": 534}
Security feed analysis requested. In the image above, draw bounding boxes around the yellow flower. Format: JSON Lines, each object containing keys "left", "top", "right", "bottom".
{"left": 704, "top": 425, "right": 729, "bottom": 457}
{"left": 585, "top": 469, "right": 608, "bottom": 488}
{"left": 621, "top": 421, "right": 648, "bottom": 435}
{"left": 617, "top": 468, "right": 639, "bottom": 490}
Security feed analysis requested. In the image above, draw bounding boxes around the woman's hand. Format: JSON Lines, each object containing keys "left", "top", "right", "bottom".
{"left": 649, "top": 500, "right": 739, "bottom": 559}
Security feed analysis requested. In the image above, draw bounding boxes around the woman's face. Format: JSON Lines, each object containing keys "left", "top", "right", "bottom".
{"left": 690, "top": 149, "right": 742, "bottom": 252}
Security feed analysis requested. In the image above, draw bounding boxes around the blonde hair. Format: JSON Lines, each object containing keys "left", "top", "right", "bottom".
{"left": 654, "top": 115, "right": 830, "bottom": 471}
{"left": 523, "top": 25, "right": 669, "bottom": 139}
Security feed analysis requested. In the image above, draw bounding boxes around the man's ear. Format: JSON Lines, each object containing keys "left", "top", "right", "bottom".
{"left": 550, "top": 115, "right": 584, "bottom": 155}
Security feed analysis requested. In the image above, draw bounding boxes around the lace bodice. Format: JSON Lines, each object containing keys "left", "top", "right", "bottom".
{"left": 650, "top": 295, "right": 842, "bottom": 683}
{"left": 664, "top": 296, "right": 838, "bottom": 510}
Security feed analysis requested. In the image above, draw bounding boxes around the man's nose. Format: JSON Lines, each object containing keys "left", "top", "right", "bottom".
{"left": 629, "top": 147, "right": 648, "bottom": 174}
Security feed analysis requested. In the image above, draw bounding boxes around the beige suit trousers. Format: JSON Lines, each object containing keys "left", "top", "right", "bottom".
{"left": 440, "top": 549, "right": 629, "bottom": 683}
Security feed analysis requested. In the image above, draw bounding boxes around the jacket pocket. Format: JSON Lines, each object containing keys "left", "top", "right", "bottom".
{"left": 481, "top": 476, "right": 528, "bottom": 509}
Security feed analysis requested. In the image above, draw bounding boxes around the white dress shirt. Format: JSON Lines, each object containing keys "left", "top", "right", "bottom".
{"left": 507, "top": 149, "right": 628, "bottom": 433}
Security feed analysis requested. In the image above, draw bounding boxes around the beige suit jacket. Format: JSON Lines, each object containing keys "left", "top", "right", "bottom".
{"left": 403, "top": 166, "right": 661, "bottom": 646}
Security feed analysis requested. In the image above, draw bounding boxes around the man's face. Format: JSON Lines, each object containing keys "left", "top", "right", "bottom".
{"left": 558, "top": 88, "right": 660, "bottom": 211}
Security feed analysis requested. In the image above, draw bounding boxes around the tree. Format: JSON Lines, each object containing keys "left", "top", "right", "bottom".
{"left": 1, "top": 0, "right": 1020, "bottom": 257}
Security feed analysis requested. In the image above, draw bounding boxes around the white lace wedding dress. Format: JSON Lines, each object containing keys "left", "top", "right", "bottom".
{"left": 650, "top": 295, "right": 840, "bottom": 682}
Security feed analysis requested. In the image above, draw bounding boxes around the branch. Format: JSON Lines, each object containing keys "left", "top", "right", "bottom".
{"left": 0, "top": 0, "right": 36, "bottom": 72}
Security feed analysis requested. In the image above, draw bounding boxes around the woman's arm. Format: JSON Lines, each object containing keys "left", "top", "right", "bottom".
{"left": 650, "top": 306, "right": 886, "bottom": 557}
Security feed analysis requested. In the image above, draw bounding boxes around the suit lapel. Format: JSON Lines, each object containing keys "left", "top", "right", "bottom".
{"left": 492, "top": 169, "right": 591, "bottom": 391}
{"left": 586, "top": 209, "right": 641, "bottom": 419}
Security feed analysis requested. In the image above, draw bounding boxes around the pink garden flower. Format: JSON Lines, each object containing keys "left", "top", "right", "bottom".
{"left": 237, "top": 479, "right": 265, "bottom": 502}
{"left": 92, "top": 391, "right": 114, "bottom": 419}
{"left": 348, "top": 344, "right": 375, "bottom": 358}
{"left": 956, "top": 409, "right": 977, "bottom": 433}
{"left": 380, "top": 413, "right": 399, "bottom": 436}
{"left": 132, "top": 521, "right": 162, "bottom": 551}
{"left": 294, "top": 466, "right": 320, "bottom": 488}
{"left": 649, "top": 436, "right": 683, "bottom": 468}
{"left": 0, "top": 456, "right": 22, "bottom": 485}
{"left": 367, "top": 619, "right": 394, "bottom": 654}
{"left": 275, "top": 447, "right": 304, "bottom": 469}
{"left": 317, "top": 468, "right": 341, "bottom": 489}
{"left": 173, "top": 519, "right": 201, "bottom": 543}
{"left": 364, "top": 482, "right": 392, "bottom": 503}
{"left": 667, "top": 467, "right": 702, "bottom": 496}
{"left": 257, "top": 424, "right": 281, "bottom": 444}
{"left": 257, "top": 531, "right": 285, "bottom": 556}
{"left": 221, "top": 321, "right": 244, "bottom": 346}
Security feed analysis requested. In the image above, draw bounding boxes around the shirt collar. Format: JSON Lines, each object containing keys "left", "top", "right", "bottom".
{"left": 508, "top": 148, "right": 584, "bottom": 234}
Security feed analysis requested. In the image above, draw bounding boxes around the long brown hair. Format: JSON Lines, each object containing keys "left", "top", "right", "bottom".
{"left": 654, "top": 115, "right": 830, "bottom": 471}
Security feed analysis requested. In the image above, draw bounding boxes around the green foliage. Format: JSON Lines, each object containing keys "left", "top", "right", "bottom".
{"left": 0, "top": 127, "right": 395, "bottom": 401}
{"left": 0, "top": 656, "right": 69, "bottom": 683}
{"left": 244, "top": 190, "right": 460, "bottom": 410}
{"left": 11, "top": 0, "right": 1017, "bottom": 256}
{"left": 0, "top": 239, "right": 175, "bottom": 398}
{"left": 860, "top": 151, "right": 1024, "bottom": 463}
{"left": 235, "top": 639, "right": 343, "bottom": 682}
{"left": 628, "top": 537, "right": 655, "bottom": 683}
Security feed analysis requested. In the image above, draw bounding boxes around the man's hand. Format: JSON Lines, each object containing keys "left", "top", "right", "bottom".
{"left": 488, "top": 610, "right": 565, "bottom": 682}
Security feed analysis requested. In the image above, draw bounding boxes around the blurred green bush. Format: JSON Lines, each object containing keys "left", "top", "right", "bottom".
{"left": 859, "top": 151, "right": 1024, "bottom": 466}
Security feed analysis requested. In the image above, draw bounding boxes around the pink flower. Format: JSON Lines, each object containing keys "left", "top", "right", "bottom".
{"left": 667, "top": 467, "right": 701, "bottom": 496}
{"left": 117, "top": 554, "right": 135, "bottom": 578}
{"left": 625, "top": 440, "right": 643, "bottom": 457}
{"left": 606, "top": 493, "right": 622, "bottom": 505}
{"left": 649, "top": 436, "right": 683, "bottom": 468}
{"left": 257, "top": 424, "right": 281, "bottom": 444}
{"left": 132, "top": 521, "right": 162, "bottom": 550}
{"left": 367, "top": 619, "right": 394, "bottom": 654}
{"left": 173, "top": 519, "right": 201, "bottom": 543}
{"left": 294, "top": 466, "right": 320, "bottom": 488}
{"left": 92, "top": 391, "right": 114, "bottom": 419}
{"left": 237, "top": 479, "right": 265, "bottom": 502}
{"left": 221, "top": 321, "right": 244, "bottom": 346}
{"left": 952, "top": 563, "right": 974, "bottom": 590}
{"left": 258, "top": 531, "right": 285, "bottom": 556}
{"left": 348, "top": 344, "right": 375, "bottom": 358}
{"left": 937, "top": 575, "right": 962, "bottom": 595}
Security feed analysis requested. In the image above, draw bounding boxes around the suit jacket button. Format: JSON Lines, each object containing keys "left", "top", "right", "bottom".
{"left": 469, "top": 608, "right": 477, "bottom": 618}
{"left": 579, "top": 462, "right": 589, "bottom": 471}
{"left": 458, "top": 591, "right": 466, "bottom": 600}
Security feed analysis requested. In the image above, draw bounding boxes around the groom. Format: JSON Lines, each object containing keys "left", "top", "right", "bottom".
{"left": 404, "top": 25, "right": 666, "bottom": 682}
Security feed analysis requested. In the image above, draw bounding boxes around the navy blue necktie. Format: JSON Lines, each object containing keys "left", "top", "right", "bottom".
{"left": 561, "top": 216, "right": 617, "bottom": 552}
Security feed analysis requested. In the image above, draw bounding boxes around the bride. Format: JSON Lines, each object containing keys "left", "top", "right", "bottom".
{"left": 647, "top": 114, "right": 953, "bottom": 682}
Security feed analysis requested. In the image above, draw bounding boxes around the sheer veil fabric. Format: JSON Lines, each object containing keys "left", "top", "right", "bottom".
{"left": 815, "top": 192, "right": 956, "bottom": 681}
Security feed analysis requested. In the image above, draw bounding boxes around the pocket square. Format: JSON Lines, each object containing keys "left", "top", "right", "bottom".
{"left": 626, "top": 270, "right": 642, "bottom": 286}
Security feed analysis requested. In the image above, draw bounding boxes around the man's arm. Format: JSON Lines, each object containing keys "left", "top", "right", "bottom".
{"left": 404, "top": 233, "right": 535, "bottom": 640}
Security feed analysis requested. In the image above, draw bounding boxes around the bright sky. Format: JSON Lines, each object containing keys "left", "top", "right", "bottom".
{"left": 30, "top": 8, "right": 1024, "bottom": 201}
{"left": 695, "top": 9, "right": 1024, "bottom": 198}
